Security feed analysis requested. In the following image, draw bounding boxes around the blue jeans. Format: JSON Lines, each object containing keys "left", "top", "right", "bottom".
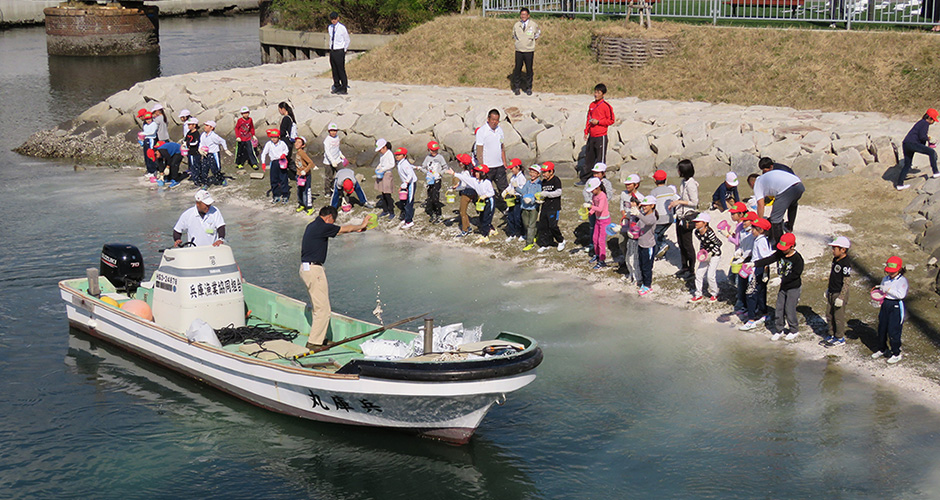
{"left": 899, "top": 141, "right": 938, "bottom": 186}
{"left": 638, "top": 245, "right": 654, "bottom": 288}
{"left": 653, "top": 223, "right": 671, "bottom": 255}
{"left": 331, "top": 183, "right": 367, "bottom": 208}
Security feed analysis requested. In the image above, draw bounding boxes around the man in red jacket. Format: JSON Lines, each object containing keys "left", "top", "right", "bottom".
{"left": 579, "top": 83, "right": 615, "bottom": 186}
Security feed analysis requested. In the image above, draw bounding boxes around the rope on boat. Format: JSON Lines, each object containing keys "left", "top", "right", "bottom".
{"left": 214, "top": 322, "right": 299, "bottom": 346}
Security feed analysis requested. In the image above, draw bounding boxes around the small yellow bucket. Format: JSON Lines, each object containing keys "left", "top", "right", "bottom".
{"left": 475, "top": 199, "right": 485, "bottom": 211}
{"left": 504, "top": 194, "right": 516, "bottom": 207}
{"left": 445, "top": 191, "right": 456, "bottom": 204}
{"left": 730, "top": 262, "right": 742, "bottom": 274}
{"left": 578, "top": 206, "right": 589, "bottom": 221}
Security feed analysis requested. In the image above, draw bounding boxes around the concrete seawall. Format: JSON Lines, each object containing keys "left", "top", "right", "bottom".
{"left": 17, "top": 56, "right": 940, "bottom": 256}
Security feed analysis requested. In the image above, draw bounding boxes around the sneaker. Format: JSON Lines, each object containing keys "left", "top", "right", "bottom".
{"left": 655, "top": 245, "right": 669, "bottom": 260}
{"left": 574, "top": 181, "right": 586, "bottom": 187}
{"left": 235, "top": 164, "right": 244, "bottom": 169}
{"left": 506, "top": 236, "right": 516, "bottom": 243}
{"left": 400, "top": 222, "right": 414, "bottom": 229}
{"left": 689, "top": 294, "right": 704, "bottom": 303}
{"left": 475, "top": 236, "right": 490, "bottom": 244}
{"left": 489, "top": 228, "right": 499, "bottom": 237}
{"left": 818, "top": 335, "right": 834, "bottom": 346}
{"left": 770, "top": 332, "right": 784, "bottom": 341}
{"left": 156, "top": 180, "right": 165, "bottom": 186}
{"left": 933, "top": 173, "right": 940, "bottom": 179}
{"left": 826, "top": 337, "right": 846, "bottom": 347}
{"left": 251, "top": 164, "right": 260, "bottom": 170}
{"left": 784, "top": 331, "right": 799, "bottom": 341}
{"left": 167, "top": 180, "right": 179, "bottom": 188}
{"left": 871, "top": 351, "right": 886, "bottom": 359}
{"left": 271, "top": 197, "right": 279, "bottom": 204}
{"left": 457, "top": 230, "right": 470, "bottom": 237}
{"left": 523, "top": 243, "right": 535, "bottom": 252}
{"left": 896, "top": 184, "right": 911, "bottom": 191}
{"left": 754, "top": 316, "right": 766, "bottom": 324}
{"left": 305, "top": 208, "right": 315, "bottom": 216}
{"left": 887, "top": 353, "right": 903, "bottom": 364}
{"left": 593, "top": 261, "right": 607, "bottom": 270}
{"left": 709, "top": 296, "right": 717, "bottom": 302}
{"left": 557, "top": 242, "right": 566, "bottom": 252}
{"left": 589, "top": 255, "right": 599, "bottom": 264}
{"left": 537, "top": 246, "right": 549, "bottom": 253}
{"left": 739, "top": 321, "right": 757, "bottom": 331}
{"left": 638, "top": 286, "right": 650, "bottom": 296}
{"left": 513, "top": 88, "right": 521, "bottom": 96}
{"left": 296, "top": 206, "right": 305, "bottom": 213}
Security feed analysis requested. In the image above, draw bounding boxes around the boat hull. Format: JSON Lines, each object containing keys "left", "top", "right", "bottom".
{"left": 61, "top": 284, "right": 538, "bottom": 444}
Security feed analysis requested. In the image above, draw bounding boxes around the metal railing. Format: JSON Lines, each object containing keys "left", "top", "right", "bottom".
{"left": 484, "top": 0, "right": 936, "bottom": 28}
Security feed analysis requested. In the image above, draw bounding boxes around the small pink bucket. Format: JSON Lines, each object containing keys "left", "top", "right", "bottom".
{"left": 697, "top": 249, "right": 709, "bottom": 262}
{"left": 716, "top": 220, "right": 731, "bottom": 232}
{"left": 738, "top": 263, "right": 753, "bottom": 279}
{"left": 399, "top": 189, "right": 408, "bottom": 201}
{"left": 297, "top": 176, "right": 305, "bottom": 186}
{"left": 870, "top": 289, "right": 886, "bottom": 306}
{"left": 341, "top": 203, "right": 352, "bottom": 212}
{"left": 279, "top": 158, "right": 288, "bottom": 169}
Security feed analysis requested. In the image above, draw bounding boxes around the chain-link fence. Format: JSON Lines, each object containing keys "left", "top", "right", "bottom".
{"left": 484, "top": 0, "right": 937, "bottom": 28}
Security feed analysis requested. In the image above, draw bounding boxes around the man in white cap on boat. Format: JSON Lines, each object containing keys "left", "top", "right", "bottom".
{"left": 300, "top": 206, "right": 369, "bottom": 348}
{"left": 173, "top": 189, "right": 226, "bottom": 247}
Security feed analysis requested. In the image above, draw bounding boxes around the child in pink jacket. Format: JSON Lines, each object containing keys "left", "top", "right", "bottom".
{"left": 586, "top": 177, "right": 610, "bottom": 269}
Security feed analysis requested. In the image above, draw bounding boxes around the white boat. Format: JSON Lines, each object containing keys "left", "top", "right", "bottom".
{"left": 60, "top": 244, "right": 542, "bottom": 444}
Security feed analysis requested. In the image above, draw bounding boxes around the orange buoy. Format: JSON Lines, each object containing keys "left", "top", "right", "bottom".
{"left": 120, "top": 299, "right": 153, "bottom": 321}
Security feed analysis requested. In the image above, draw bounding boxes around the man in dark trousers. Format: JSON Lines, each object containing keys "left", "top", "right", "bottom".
{"left": 580, "top": 83, "right": 615, "bottom": 186}
{"left": 300, "top": 206, "right": 368, "bottom": 348}
{"left": 511, "top": 8, "right": 540, "bottom": 96}
{"left": 328, "top": 12, "right": 350, "bottom": 95}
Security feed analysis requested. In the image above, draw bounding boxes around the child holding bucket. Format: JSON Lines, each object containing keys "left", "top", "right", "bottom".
{"left": 635, "top": 196, "right": 658, "bottom": 295}
{"left": 199, "top": 120, "right": 232, "bottom": 187}
{"left": 505, "top": 160, "right": 526, "bottom": 241}
{"left": 753, "top": 233, "right": 804, "bottom": 341}
{"left": 730, "top": 210, "right": 757, "bottom": 317}
{"left": 619, "top": 174, "right": 644, "bottom": 283}
{"left": 183, "top": 118, "right": 202, "bottom": 185}
{"left": 739, "top": 218, "right": 773, "bottom": 331}
{"left": 394, "top": 147, "right": 417, "bottom": 229}
{"left": 261, "top": 129, "right": 290, "bottom": 203}
{"left": 585, "top": 178, "right": 610, "bottom": 270}
{"left": 871, "top": 256, "right": 908, "bottom": 364}
{"left": 374, "top": 139, "right": 396, "bottom": 219}
{"left": 519, "top": 164, "right": 542, "bottom": 251}
{"left": 420, "top": 141, "right": 447, "bottom": 223}
{"left": 322, "top": 123, "right": 346, "bottom": 195}
{"left": 821, "top": 236, "right": 852, "bottom": 348}
{"left": 234, "top": 106, "right": 260, "bottom": 170}
{"left": 690, "top": 213, "right": 722, "bottom": 302}
{"left": 295, "top": 136, "right": 316, "bottom": 214}
{"left": 449, "top": 164, "right": 495, "bottom": 244}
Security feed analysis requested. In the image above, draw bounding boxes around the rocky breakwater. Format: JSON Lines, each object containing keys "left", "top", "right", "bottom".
{"left": 17, "top": 59, "right": 935, "bottom": 237}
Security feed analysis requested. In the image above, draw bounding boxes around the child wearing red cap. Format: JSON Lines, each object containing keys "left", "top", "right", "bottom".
{"left": 649, "top": 169, "right": 677, "bottom": 259}
{"left": 536, "top": 163, "right": 565, "bottom": 252}
{"left": 448, "top": 164, "right": 496, "bottom": 243}
{"left": 395, "top": 147, "right": 417, "bottom": 228}
{"left": 452, "top": 153, "right": 477, "bottom": 235}
{"left": 739, "top": 218, "right": 773, "bottom": 331}
{"left": 729, "top": 209, "right": 756, "bottom": 316}
{"left": 261, "top": 129, "right": 290, "bottom": 203}
{"left": 420, "top": 141, "right": 447, "bottom": 223}
{"left": 897, "top": 109, "right": 940, "bottom": 190}
{"left": 140, "top": 112, "right": 158, "bottom": 179}
{"left": 872, "top": 256, "right": 908, "bottom": 363}
{"left": 753, "top": 232, "right": 804, "bottom": 340}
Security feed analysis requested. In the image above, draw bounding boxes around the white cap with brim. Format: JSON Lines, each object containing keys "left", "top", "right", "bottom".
{"left": 623, "top": 174, "right": 640, "bottom": 184}
{"left": 829, "top": 236, "right": 851, "bottom": 249}
{"left": 592, "top": 162, "right": 608, "bottom": 173}
{"left": 204, "top": 120, "right": 216, "bottom": 128}
{"left": 150, "top": 103, "right": 163, "bottom": 112}
{"left": 186, "top": 117, "right": 199, "bottom": 125}
{"left": 179, "top": 109, "right": 191, "bottom": 118}
{"left": 640, "top": 195, "right": 657, "bottom": 205}
{"left": 375, "top": 138, "right": 388, "bottom": 152}
{"left": 240, "top": 106, "right": 250, "bottom": 114}
{"left": 584, "top": 178, "right": 602, "bottom": 192}
{"left": 328, "top": 123, "right": 339, "bottom": 131}
{"left": 693, "top": 213, "right": 711, "bottom": 223}
{"left": 725, "top": 171, "right": 739, "bottom": 187}
{"left": 194, "top": 189, "right": 214, "bottom": 205}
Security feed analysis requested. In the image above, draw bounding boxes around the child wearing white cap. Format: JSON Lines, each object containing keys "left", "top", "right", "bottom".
{"left": 374, "top": 139, "right": 396, "bottom": 219}
{"left": 635, "top": 196, "right": 659, "bottom": 295}
{"left": 821, "top": 236, "right": 852, "bottom": 347}
{"left": 711, "top": 172, "right": 741, "bottom": 212}
{"left": 583, "top": 162, "right": 614, "bottom": 252}
{"left": 690, "top": 212, "right": 722, "bottom": 302}
{"left": 234, "top": 107, "right": 260, "bottom": 170}
{"left": 619, "top": 173, "right": 644, "bottom": 284}
{"left": 151, "top": 103, "right": 170, "bottom": 143}
{"left": 199, "top": 120, "right": 232, "bottom": 187}
{"left": 322, "top": 123, "right": 346, "bottom": 196}
{"left": 183, "top": 118, "right": 202, "bottom": 184}
{"left": 519, "top": 165, "right": 542, "bottom": 251}
{"left": 585, "top": 177, "right": 610, "bottom": 269}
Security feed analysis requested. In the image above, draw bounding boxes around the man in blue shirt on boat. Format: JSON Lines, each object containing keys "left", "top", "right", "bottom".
{"left": 301, "top": 206, "right": 369, "bottom": 348}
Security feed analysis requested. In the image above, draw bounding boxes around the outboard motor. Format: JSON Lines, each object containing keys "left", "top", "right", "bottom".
{"left": 100, "top": 243, "right": 144, "bottom": 294}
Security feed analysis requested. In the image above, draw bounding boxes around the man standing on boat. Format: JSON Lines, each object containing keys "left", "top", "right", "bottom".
{"left": 301, "top": 206, "right": 369, "bottom": 348}
{"left": 172, "top": 189, "right": 226, "bottom": 247}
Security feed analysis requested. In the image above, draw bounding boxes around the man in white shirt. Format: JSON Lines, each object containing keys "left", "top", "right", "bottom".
{"left": 328, "top": 12, "right": 350, "bottom": 95}
{"left": 752, "top": 169, "right": 805, "bottom": 245}
{"left": 173, "top": 190, "right": 226, "bottom": 247}
{"left": 475, "top": 109, "right": 509, "bottom": 210}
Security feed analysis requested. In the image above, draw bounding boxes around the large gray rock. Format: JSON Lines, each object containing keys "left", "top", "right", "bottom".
{"left": 78, "top": 102, "right": 120, "bottom": 126}
{"left": 923, "top": 177, "right": 940, "bottom": 195}
{"left": 434, "top": 116, "right": 469, "bottom": 145}
{"left": 410, "top": 106, "right": 445, "bottom": 135}
{"left": 649, "top": 134, "right": 682, "bottom": 159}
{"left": 760, "top": 139, "right": 802, "bottom": 163}
{"left": 353, "top": 112, "right": 395, "bottom": 139}
{"left": 532, "top": 107, "right": 567, "bottom": 128}
{"left": 681, "top": 121, "right": 708, "bottom": 144}
{"left": 106, "top": 90, "right": 144, "bottom": 113}
{"left": 905, "top": 193, "right": 928, "bottom": 214}
{"left": 791, "top": 151, "right": 827, "bottom": 179}
{"left": 512, "top": 117, "right": 546, "bottom": 146}
{"left": 800, "top": 130, "right": 831, "bottom": 153}
{"left": 833, "top": 148, "right": 865, "bottom": 171}
{"left": 713, "top": 131, "right": 755, "bottom": 156}
{"left": 103, "top": 113, "right": 138, "bottom": 137}
{"left": 536, "top": 127, "right": 573, "bottom": 162}
{"left": 692, "top": 155, "right": 729, "bottom": 178}
{"left": 614, "top": 120, "right": 656, "bottom": 143}
{"left": 620, "top": 156, "right": 656, "bottom": 181}
{"left": 392, "top": 103, "right": 430, "bottom": 130}
{"left": 870, "top": 136, "right": 897, "bottom": 165}
{"left": 681, "top": 139, "right": 716, "bottom": 159}
{"left": 919, "top": 223, "right": 940, "bottom": 253}
{"left": 831, "top": 133, "right": 869, "bottom": 155}
{"left": 730, "top": 152, "right": 759, "bottom": 178}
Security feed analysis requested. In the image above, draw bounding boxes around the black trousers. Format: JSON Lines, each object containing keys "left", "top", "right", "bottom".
{"left": 486, "top": 166, "right": 509, "bottom": 211}
{"left": 675, "top": 222, "right": 695, "bottom": 274}
{"left": 512, "top": 51, "right": 534, "bottom": 92}
{"left": 582, "top": 135, "right": 607, "bottom": 182}
{"left": 330, "top": 49, "right": 348, "bottom": 92}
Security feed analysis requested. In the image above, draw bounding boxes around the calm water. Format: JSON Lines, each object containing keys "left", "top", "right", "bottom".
{"left": 3, "top": 15, "right": 940, "bottom": 500}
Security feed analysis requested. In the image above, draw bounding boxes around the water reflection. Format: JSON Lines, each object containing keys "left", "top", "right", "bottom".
{"left": 47, "top": 54, "right": 160, "bottom": 96}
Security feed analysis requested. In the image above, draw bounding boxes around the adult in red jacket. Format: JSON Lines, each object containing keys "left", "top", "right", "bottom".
{"left": 580, "top": 83, "right": 615, "bottom": 185}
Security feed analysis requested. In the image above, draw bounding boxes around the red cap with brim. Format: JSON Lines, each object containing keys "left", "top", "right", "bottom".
{"left": 146, "top": 149, "right": 155, "bottom": 161}
{"left": 474, "top": 164, "right": 490, "bottom": 175}
{"left": 427, "top": 141, "right": 440, "bottom": 151}
{"left": 509, "top": 158, "right": 522, "bottom": 167}
{"left": 394, "top": 147, "right": 407, "bottom": 156}
{"left": 929, "top": 108, "right": 939, "bottom": 121}
{"left": 652, "top": 169, "right": 667, "bottom": 181}
{"left": 730, "top": 202, "right": 748, "bottom": 213}
{"left": 266, "top": 129, "right": 280, "bottom": 138}
{"left": 885, "top": 256, "right": 903, "bottom": 273}
{"left": 342, "top": 178, "right": 354, "bottom": 193}
{"left": 754, "top": 218, "right": 771, "bottom": 231}
{"left": 456, "top": 154, "right": 473, "bottom": 165}
{"left": 742, "top": 211, "right": 758, "bottom": 222}
{"left": 776, "top": 232, "right": 796, "bottom": 251}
